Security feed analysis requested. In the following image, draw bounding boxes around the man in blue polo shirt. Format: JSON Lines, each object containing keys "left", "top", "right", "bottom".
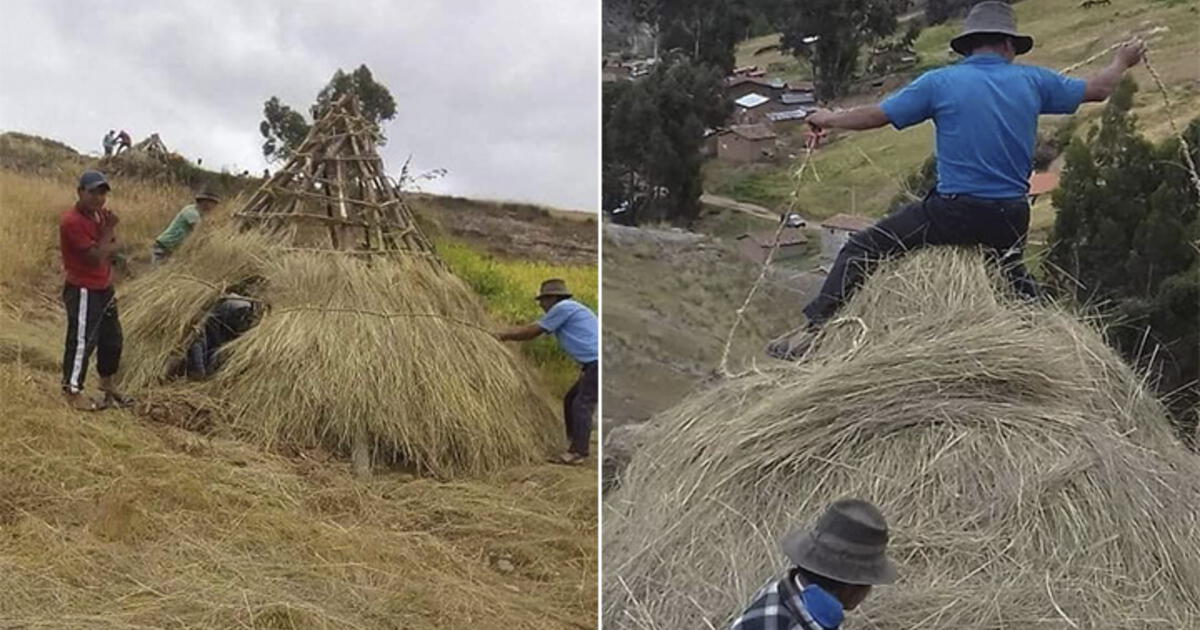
{"left": 496, "top": 278, "right": 598, "bottom": 465}
{"left": 768, "top": 1, "right": 1146, "bottom": 361}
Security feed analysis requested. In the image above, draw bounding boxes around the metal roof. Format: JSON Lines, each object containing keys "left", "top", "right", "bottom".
{"left": 766, "top": 109, "right": 809, "bottom": 122}
{"left": 734, "top": 93, "right": 771, "bottom": 109}
{"left": 781, "top": 92, "right": 816, "bottom": 105}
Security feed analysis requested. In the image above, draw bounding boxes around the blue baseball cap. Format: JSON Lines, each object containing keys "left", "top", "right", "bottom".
{"left": 78, "top": 170, "right": 111, "bottom": 192}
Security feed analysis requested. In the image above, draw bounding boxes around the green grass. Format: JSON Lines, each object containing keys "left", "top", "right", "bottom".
{"left": 734, "top": 33, "right": 813, "bottom": 84}
{"left": 694, "top": 204, "right": 775, "bottom": 238}
{"left": 708, "top": 123, "right": 935, "bottom": 219}
{"left": 438, "top": 239, "right": 597, "bottom": 396}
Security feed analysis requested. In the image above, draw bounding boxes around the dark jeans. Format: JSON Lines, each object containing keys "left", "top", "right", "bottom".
{"left": 184, "top": 297, "right": 257, "bottom": 378}
{"left": 804, "top": 193, "right": 1038, "bottom": 326}
{"left": 564, "top": 361, "right": 598, "bottom": 456}
{"left": 61, "top": 284, "right": 122, "bottom": 394}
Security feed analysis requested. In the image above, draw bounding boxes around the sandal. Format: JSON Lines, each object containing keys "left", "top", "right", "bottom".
{"left": 65, "top": 393, "right": 109, "bottom": 412}
{"left": 549, "top": 452, "right": 586, "bottom": 466}
{"left": 102, "top": 390, "right": 136, "bottom": 409}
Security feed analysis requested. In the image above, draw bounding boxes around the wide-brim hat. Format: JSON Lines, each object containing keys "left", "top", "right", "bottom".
{"left": 780, "top": 498, "right": 899, "bottom": 586}
{"left": 950, "top": 1, "right": 1033, "bottom": 56}
{"left": 195, "top": 189, "right": 221, "bottom": 203}
{"left": 536, "top": 278, "right": 572, "bottom": 300}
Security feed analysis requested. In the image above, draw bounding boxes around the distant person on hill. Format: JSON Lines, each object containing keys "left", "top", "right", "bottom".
{"left": 767, "top": 1, "right": 1146, "bottom": 361}
{"left": 102, "top": 130, "right": 117, "bottom": 157}
{"left": 151, "top": 188, "right": 221, "bottom": 265}
{"left": 495, "top": 279, "right": 598, "bottom": 465}
{"left": 729, "top": 499, "right": 897, "bottom": 630}
{"left": 59, "top": 170, "right": 133, "bottom": 411}
{"left": 115, "top": 130, "right": 132, "bottom": 154}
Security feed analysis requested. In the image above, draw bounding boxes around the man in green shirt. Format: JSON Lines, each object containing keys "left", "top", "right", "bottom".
{"left": 152, "top": 189, "right": 220, "bottom": 265}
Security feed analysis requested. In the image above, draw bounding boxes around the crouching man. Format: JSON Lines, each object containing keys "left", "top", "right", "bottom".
{"left": 731, "top": 499, "right": 898, "bottom": 630}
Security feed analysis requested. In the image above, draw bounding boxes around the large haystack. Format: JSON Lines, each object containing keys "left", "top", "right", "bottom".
{"left": 604, "top": 249, "right": 1200, "bottom": 629}
{"left": 119, "top": 97, "right": 560, "bottom": 477}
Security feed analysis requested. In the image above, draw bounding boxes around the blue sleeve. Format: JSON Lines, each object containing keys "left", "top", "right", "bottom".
{"left": 880, "top": 71, "right": 937, "bottom": 129}
{"left": 538, "top": 302, "right": 574, "bottom": 333}
{"left": 1031, "top": 67, "right": 1086, "bottom": 114}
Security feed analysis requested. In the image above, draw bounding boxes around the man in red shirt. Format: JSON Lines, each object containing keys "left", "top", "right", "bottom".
{"left": 60, "top": 170, "right": 131, "bottom": 410}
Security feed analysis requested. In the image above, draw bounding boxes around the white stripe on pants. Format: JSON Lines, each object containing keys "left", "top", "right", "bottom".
{"left": 67, "top": 287, "right": 88, "bottom": 393}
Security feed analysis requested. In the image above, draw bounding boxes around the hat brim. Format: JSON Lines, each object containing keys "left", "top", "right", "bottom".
{"left": 83, "top": 182, "right": 111, "bottom": 192}
{"left": 950, "top": 31, "right": 1033, "bottom": 56}
{"left": 196, "top": 194, "right": 221, "bottom": 202}
{"left": 782, "top": 529, "right": 899, "bottom": 586}
{"left": 535, "top": 292, "right": 572, "bottom": 300}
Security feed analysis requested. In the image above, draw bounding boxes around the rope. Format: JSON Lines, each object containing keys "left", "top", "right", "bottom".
{"left": 170, "top": 276, "right": 489, "bottom": 333}
{"left": 1142, "top": 53, "right": 1200, "bottom": 204}
{"left": 717, "top": 145, "right": 816, "bottom": 377}
{"left": 272, "top": 305, "right": 495, "bottom": 336}
{"left": 1059, "top": 34, "right": 1199, "bottom": 203}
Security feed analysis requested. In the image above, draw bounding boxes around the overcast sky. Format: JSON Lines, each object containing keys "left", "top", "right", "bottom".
{"left": 0, "top": 0, "right": 599, "bottom": 211}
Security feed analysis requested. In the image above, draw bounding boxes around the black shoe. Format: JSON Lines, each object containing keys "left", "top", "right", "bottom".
{"left": 765, "top": 325, "right": 820, "bottom": 362}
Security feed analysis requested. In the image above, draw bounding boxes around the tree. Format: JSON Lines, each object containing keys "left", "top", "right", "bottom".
{"left": 658, "top": 0, "right": 755, "bottom": 72}
{"left": 259, "top": 97, "right": 310, "bottom": 163}
{"left": 259, "top": 64, "right": 397, "bottom": 162}
{"left": 603, "top": 57, "right": 729, "bottom": 225}
{"left": 926, "top": 0, "right": 1021, "bottom": 26}
{"left": 312, "top": 65, "right": 397, "bottom": 126}
{"left": 925, "top": 0, "right": 974, "bottom": 25}
{"left": 1048, "top": 76, "right": 1200, "bottom": 440}
{"left": 888, "top": 153, "right": 937, "bottom": 211}
{"left": 772, "top": 0, "right": 909, "bottom": 99}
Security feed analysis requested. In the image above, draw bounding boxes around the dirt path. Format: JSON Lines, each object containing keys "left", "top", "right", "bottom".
{"left": 701, "top": 192, "right": 818, "bottom": 226}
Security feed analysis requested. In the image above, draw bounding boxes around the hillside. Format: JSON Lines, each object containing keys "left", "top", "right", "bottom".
{"left": 0, "top": 133, "right": 598, "bottom": 628}
{"left": 708, "top": 0, "right": 1200, "bottom": 239}
{"left": 601, "top": 223, "right": 816, "bottom": 426}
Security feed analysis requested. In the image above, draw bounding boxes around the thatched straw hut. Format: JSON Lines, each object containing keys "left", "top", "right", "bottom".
{"left": 119, "top": 96, "right": 560, "bottom": 477}
{"left": 604, "top": 249, "right": 1200, "bottom": 629}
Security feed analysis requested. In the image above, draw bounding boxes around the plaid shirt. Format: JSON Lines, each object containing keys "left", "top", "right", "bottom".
{"left": 729, "top": 575, "right": 833, "bottom": 630}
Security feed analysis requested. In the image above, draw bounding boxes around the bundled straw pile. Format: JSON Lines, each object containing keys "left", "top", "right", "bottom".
{"left": 604, "top": 249, "right": 1200, "bottom": 629}
{"left": 120, "top": 226, "right": 559, "bottom": 477}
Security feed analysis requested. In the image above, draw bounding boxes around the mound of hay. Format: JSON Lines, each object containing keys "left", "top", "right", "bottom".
{"left": 604, "top": 249, "right": 1200, "bottom": 629}
{"left": 120, "top": 226, "right": 560, "bottom": 477}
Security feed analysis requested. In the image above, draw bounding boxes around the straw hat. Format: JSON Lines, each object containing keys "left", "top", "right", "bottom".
{"left": 195, "top": 188, "right": 221, "bottom": 203}
{"left": 536, "top": 279, "right": 573, "bottom": 300}
{"left": 780, "top": 499, "right": 899, "bottom": 586}
{"left": 950, "top": 1, "right": 1033, "bottom": 56}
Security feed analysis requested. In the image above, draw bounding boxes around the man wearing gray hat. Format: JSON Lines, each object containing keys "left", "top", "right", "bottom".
{"left": 495, "top": 279, "right": 598, "bottom": 465}
{"left": 151, "top": 187, "right": 221, "bottom": 265}
{"left": 768, "top": 1, "right": 1147, "bottom": 361}
{"left": 730, "top": 499, "right": 897, "bottom": 630}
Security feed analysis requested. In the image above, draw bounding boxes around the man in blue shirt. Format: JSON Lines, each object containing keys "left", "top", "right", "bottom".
{"left": 768, "top": 1, "right": 1146, "bottom": 361}
{"left": 496, "top": 278, "right": 599, "bottom": 465}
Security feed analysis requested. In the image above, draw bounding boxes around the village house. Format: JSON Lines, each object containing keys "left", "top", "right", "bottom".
{"left": 766, "top": 109, "right": 809, "bottom": 124}
{"left": 736, "top": 227, "right": 810, "bottom": 265}
{"left": 733, "top": 92, "right": 783, "bottom": 124}
{"left": 725, "top": 76, "right": 786, "bottom": 102}
{"left": 819, "top": 213, "right": 874, "bottom": 262}
{"left": 1028, "top": 171, "right": 1061, "bottom": 203}
{"left": 717, "top": 124, "right": 778, "bottom": 163}
{"left": 602, "top": 59, "right": 632, "bottom": 82}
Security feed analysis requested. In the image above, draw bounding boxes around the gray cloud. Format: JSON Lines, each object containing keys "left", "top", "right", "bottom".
{"left": 0, "top": 0, "right": 598, "bottom": 210}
